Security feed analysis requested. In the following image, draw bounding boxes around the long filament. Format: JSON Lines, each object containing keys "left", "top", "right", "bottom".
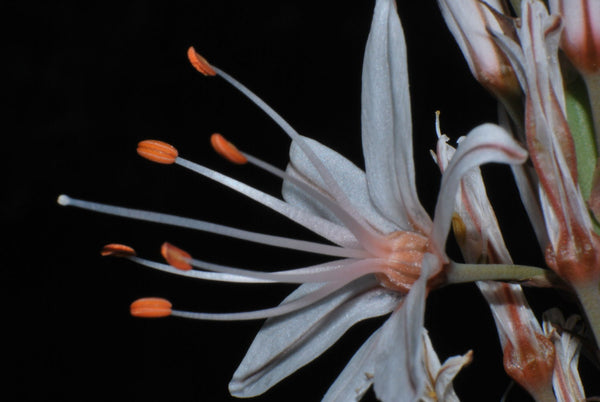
{"left": 58, "top": 195, "right": 366, "bottom": 259}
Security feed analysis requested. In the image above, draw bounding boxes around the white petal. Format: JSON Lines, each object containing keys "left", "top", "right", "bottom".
{"left": 373, "top": 255, "right": 436, "bottom": 402}
{"left": 420, "top": 329, "right": 471, "bottom": 402}
{"left": 361, "top": 0, "right": 431, "bottom": 233}
{"left": 437, "top": 0, "right": 508, "bottom": 85}
{"left": 431, "top": 124, "right": 527, "bottom": 255}
{"left": 283, "top": 136, "right": 397, "bottom": 235}
{"left": 433, "top": 351, "right": 473, "bottom": 402}
{"left": 435, "top": 133, "right": 513, "bottom": 264}
{"left": 175, "top": 157, "right": 356, "bottom": 249}
{"left": 229, "top": 276, "right": 401, "bottom": 397}
{"left": 542, "top": 309, "right": 586, "bottom": 402}
{"left": 322, "top": 329, "right": 380, "bottom": 402}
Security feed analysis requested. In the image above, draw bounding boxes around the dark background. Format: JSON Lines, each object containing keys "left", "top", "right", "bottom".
{"left": 7, "top": 1, "right": 598, "bottom": 401}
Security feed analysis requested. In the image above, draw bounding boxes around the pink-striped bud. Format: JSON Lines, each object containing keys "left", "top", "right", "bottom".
{"left": 437, "top": 0, "right": 520, "bottom": 98}
{"left": 550, "top": 0, "right": 600, "bottom": 74}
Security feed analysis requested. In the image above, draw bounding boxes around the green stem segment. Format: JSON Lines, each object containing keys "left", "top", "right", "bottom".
{"left": 573, "top": 280, "right": 600, "bottom": 349}
{"left": 446, "top": 261, "right": 557, "bottom": 286}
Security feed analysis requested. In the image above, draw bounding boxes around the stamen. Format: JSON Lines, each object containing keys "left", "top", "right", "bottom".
{"left": 130, "top": 297, "right": 172, "bottom": 318}
{"left": 101, "top": 243, "right": 136, "bottom": 257}
{"left": 58, "top": 195, "right": 364, "bottom": 259}
{"left": 161, "top": 242, "right": 192, "bottom": 271}
{"left": 187, "top": 255, "right": 383, "bottom": 284}
{"left": 130, "top": 255, "right": 273, "bottom": 283}
{"left": 137, "top": 140, "right": 178, "bottom": 164}
{"left": 187, "top": 47, "right": 217, "bottom": 76}
{"left": 170, "top": 153, "right": 363, "bottom": 249}
{"left": 208, "top": 65, "right": 388, "bottom": 255}
{"left": 205, "top": 134, "right": 387, "bottom": 255}
{"left": 168, "top": 280, "right": 356, "bottom": 321}
{"left": 211, "top": 133, "right": 247, "bottom": 164}
{"left": 209, "top": 135, "right": 370, "bottom": 244}
{"left": 127, "top": 246, "right": 381, "bottom": 285}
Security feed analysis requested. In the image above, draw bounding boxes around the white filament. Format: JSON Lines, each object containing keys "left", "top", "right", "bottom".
{"left": 58, "top": 194, "right": 365, "bottom": 259}
{"left": 213, "top": 66, "right": 388, "bottom": 255}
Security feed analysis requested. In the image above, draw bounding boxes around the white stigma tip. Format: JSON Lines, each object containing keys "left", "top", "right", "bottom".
{"left": 57, "top": 194, "right": 71, "bottom": 206}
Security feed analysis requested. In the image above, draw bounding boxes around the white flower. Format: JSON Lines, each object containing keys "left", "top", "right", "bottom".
{"left": 58, "top": 0, "right": 528, "bottom": 400}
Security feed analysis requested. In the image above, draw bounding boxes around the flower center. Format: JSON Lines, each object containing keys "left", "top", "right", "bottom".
{"left": 376, "top": 230, "right": 429, "bottom": 293}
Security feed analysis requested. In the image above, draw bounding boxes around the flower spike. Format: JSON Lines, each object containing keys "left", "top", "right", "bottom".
{"left": 137, "top": 140, "right": 178, "bottom": 164}
{"left": 211, "top": 133, "right": 248, "bottom": 165}
{"left": 130, "top": 297, "right": 172, "bottom": 318}
{"left": 187, "top": 46, "right": 217, "bottom": 76}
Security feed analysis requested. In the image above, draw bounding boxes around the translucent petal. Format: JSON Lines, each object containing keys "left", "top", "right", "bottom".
{"left": 283, "top": 136, "right": 397, "bottom": 235}
{"left": 431, "top": 124, "right": 527, "bottom": 255}
{"left": 361, "top": 0, "right": 431, "bottom": 234}
{"left": 373, "top": 255, "right": 435, "bottom": 402}
{"left": 322, "top": 329, "right": 380, "bottom": 402}
{"left": 229, "top": 276, "right": 401, "bottom": 397}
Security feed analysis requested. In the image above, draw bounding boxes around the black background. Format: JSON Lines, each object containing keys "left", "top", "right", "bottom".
{"left": 7, "top": 1, "right": 598, "bottom": 401}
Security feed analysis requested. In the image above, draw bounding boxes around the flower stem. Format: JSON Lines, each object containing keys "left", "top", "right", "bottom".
{"left": 573, "top": 279, "right": 600, "bottom": 349}
{"left": 445, "top": 261, "right": 559, "bottom": 286}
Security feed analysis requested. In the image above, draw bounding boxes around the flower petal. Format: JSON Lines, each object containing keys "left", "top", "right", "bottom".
{"left": 433, "top": 351, "right": 473, "bottom": 402}
{"left": 283, "top": 136, "right": 397, "bottom": 235}
{"left": 373, "top": 254, "right": 436, "bottom": 402}
{"left": 361, "top": 0, "right": 431, "bottom": 234}
{"left": 322, "top": 329, "right": 380, "bottom": 402}
{"left": 434, "top": 133, "right": 513, "bottom": 264}
{"left": 431, "top": 124, "right": 528, "bottom": 255}
{"left": 420, "top": 328, "right": 472, "bottom": 402}
{"left": 229, "top": 276, "right": 402, "bottom": 397}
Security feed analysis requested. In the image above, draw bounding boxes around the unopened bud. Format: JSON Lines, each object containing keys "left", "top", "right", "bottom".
{"left": 550, "top": 0, "right": 600, "bottom": 74}
{"left": 438, "top": 0, "right": 520, "bottom": 98}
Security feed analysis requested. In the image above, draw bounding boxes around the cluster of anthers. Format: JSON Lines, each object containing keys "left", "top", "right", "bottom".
{"left": 59, "top": 46, "right": 444, "bottom": 322}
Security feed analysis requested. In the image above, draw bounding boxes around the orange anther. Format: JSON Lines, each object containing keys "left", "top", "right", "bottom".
{"left": 161, "top": 242, "right": 193, "bottom": 271}
{"left": 211, "top": 133, "right": 248, "bottom": 165}
{"left": 187, "top": 47, "right": 217, "bottom": 76}
{"left": 137, "top": 140, "right": 178, "bottom": 164}
{"left": 101, "top": 243, "right": 136, "bottom": 257}
{"left": 130, "top": 297, "right": 172, "bottom": 318}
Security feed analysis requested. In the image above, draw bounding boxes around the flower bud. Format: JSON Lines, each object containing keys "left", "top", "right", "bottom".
{"left": 550, "top": 0, "right": 600, "bottom": 74}
{"left": 438, "top": 0, "right": 520, "bottom": 98}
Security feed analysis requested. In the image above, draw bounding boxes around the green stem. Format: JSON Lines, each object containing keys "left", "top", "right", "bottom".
{"left": 573, "top": 279, "right": 600, "bottom": 349}
{"left": 583, "top": 72, "right": 600, "bottom": 154}
{"left": 446, "top": 261, "right": 558, "bottom": 285}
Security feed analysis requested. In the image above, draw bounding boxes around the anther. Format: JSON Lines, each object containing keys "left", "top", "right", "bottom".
{"left": 100, "top": 243, "right": 136, "bottom": 257}
{"left": 210, "top": 133, "right": 248, "bottom": 165}
{"left": 161, "top": 242, "right": 193, "bottom": 271}
{"left": 137, "top": 140, "right": 178, "bottom": 164}
{"left": 130, "top": 297, "right": 172, "bottom": 318}
{"left": 187, "top": 47, "right": 217, "bottom": 76}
